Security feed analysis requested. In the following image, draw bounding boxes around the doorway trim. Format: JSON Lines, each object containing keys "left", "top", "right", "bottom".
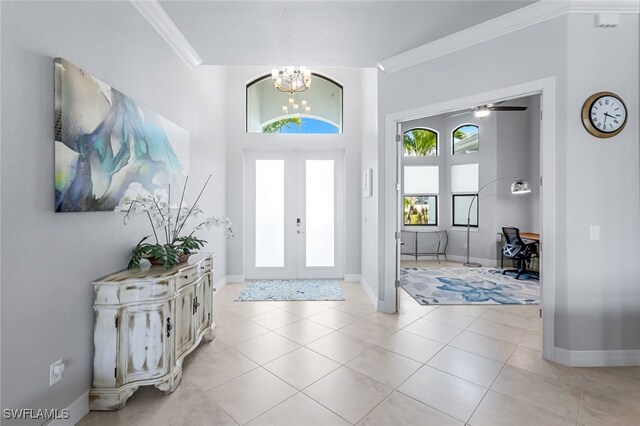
{"left": 382, "top": 77, "right": 556, "bottom": 361}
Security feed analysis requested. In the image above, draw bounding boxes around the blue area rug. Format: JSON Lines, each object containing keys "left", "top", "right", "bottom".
{"left": 401, "top": 267, "right": 539, "bottom": 305}
{"left": 236, "top": 279, "right": 345, "bottom": 301}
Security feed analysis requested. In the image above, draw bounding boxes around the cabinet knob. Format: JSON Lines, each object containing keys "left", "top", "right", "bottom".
{"left": 166, "top": 317, "right": 172, "bottom": 337}
{"left": 182, "top": 275, "right": 189, "bottom": 279}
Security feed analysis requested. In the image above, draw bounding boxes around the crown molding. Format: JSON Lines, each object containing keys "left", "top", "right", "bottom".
{"left": 131, "top": 0, "right": 202, "bottom": 69}
{"left": 379, "top": 0, "right": 640, "bottom": 74}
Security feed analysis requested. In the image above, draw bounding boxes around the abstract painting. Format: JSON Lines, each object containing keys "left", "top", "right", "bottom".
{"left": 54, "top": 58, "right": 189, "bottom": 212}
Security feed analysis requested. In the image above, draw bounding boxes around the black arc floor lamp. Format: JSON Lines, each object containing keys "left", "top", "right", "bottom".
{"left": 464, "top": 178, "right": 531, "bottom": 267}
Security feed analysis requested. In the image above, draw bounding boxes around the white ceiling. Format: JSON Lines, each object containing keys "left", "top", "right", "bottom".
{"left": 160, "top": 1, "right": 536, "bottom": 68}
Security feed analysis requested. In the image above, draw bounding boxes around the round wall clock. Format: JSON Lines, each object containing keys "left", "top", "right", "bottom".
{"left": 581, "top": 91, "right": 627, "bottom": 138}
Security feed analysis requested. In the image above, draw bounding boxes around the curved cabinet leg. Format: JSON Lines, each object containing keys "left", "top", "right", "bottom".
{"left": 203, "top": 324, "right": 216, "bottom": 342}
{"left": 155, "top": 367, "right": 183, "bottom": 395}
{"left": 89, "top": 386, "right": 138, "bottom": 411}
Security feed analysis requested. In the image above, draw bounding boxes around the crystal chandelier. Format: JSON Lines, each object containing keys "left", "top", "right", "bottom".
{"left": 271, "top": 66, "right": 311, "bottom": 94}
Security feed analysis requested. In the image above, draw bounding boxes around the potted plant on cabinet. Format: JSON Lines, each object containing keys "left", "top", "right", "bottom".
{"left": 115, "top": 175, "right": 233, "bottom": 269}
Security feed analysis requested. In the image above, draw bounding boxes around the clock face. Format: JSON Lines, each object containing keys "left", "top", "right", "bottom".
{"left": 589, "top": 95, "right": 627, "bottom": 133}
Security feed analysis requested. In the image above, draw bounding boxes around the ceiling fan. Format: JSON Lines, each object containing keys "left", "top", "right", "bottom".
{"left": 446, "top": 103, "right": 527, "bottom": 118}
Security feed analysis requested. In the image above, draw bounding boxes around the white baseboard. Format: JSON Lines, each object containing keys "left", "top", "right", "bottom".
{"left": 343, "top": 274, "right": 360, "bottom": 283}
{"left": 553, "top": 347, "right": 640, "bottom": 367}
{"left": 359, "top": 276, "right": 378, "bottom": 309}
{"left": 213, "top": 276, "right": 228, "bottom": 292}
{"left": 226, "top": 274, "right": 245, "bottom": 284}
{"left": 47, "top": 390, "right": 89, "bottom": 426}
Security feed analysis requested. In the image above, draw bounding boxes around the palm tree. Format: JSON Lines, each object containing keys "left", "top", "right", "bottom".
{"left": 403, "top": 129, "right": 437, "bottom": 156}
{"left": 262, "top": 117, "right": 302, "bottom": 133}
{"left": 453, "top": 129, "right": 467, "bottom": 141}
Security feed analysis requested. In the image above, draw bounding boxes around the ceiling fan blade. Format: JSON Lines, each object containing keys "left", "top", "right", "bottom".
{"left": 487, "top": 106, "right": 527, "bottom": 111}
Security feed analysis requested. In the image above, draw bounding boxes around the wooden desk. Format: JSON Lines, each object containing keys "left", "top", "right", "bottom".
{"left": 520, "top": 232, "right": 540, "bottom": 241}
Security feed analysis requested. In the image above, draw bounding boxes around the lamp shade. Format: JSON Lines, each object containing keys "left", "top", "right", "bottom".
{"left": 511, "top": 179, "right": 531, "bottom": 194}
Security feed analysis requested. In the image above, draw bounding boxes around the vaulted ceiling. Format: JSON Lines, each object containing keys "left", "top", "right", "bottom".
{"left": 160, "top": 1, "right": 536, "bottom": 67}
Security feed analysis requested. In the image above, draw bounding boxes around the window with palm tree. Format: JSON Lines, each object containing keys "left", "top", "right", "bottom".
{"left": 403, "top": 128, "right": 438, "bottom": 156}
{"left": 403, "top": 165, "right": 439, "bottom": 226}
{"left": 404, "top": 196, "right": 437, "bottom": 225}
{"left": 262, "top": 117, "right": 302, "bottom": 133}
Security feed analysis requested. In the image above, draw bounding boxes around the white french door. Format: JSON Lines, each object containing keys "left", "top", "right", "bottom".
{"left": 245, "top": 150, "right": 345, "bottom": 279}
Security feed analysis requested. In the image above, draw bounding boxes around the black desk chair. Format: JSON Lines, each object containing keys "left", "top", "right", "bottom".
{"left": 501, "top": 226, "right": 539, "bottom": 280}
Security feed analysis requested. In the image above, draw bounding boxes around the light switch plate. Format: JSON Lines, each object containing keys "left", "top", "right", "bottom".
{"left": 589, "top": 225, "right": 600, "bottom": 241}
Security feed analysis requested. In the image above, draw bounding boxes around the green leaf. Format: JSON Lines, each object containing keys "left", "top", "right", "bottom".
{"left": 262, "top": 117, "right": 302, "bottom": 133}
{"left": 404, "top": 129, "right": 437, "bottom": 156}
{"left": 175, "top": 235, "right": 207, "bottom": 252}
{"left": 128, "top": 236, "right": 151, "bottom": 269}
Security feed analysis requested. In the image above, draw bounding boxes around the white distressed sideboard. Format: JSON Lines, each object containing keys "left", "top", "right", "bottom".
{"left": 90, "top": 254, "right": 216, "bottom": 410}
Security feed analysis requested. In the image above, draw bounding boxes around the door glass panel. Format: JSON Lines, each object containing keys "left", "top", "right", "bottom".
{"left": 255, "top": 160, "right": 285, "bottom": 267}
{"left": 305, "top": 160, "right": 334, "bottom": 267}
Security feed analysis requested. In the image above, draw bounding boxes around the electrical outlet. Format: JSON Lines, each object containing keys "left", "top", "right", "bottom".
{"left": 50, "top": 359, "right": 65, "bottom": 387}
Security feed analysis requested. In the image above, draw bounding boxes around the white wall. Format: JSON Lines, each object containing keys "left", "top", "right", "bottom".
{"left": 360, "top": 68, "right": 379, "bottom": 298}
{"left": 225, "top": 66, "right": 363, "bottom": 280}
{"left": 0, "top": 1, "right": 227, "bottom": 422}
{"left": 379, "top": 13, "right": 640, "bottom": 353}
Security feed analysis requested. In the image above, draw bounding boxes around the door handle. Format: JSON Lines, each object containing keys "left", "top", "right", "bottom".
{"left": 297, "top": 230, "right": 305, "bottom": 234}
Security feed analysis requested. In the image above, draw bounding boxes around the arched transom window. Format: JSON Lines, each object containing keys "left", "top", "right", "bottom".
{"left": 246, "top": 73, "right": 343, "bottom": 134}
{"left": 452, "top": 124, "right": 479, "bottom": 155}
{"left": 403, "top": 128, "right": 438, "bottom": 156}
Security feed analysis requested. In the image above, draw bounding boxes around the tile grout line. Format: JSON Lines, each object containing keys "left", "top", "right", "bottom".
{"left": 464, "top": 340, "right": 514, "bottom": 424}
{"left": 485, "top": 351, "right": 584, "bottom": 425}
{"left": 575, "top": 374, "right": 585, "bottom": 426}
{"left": 213, "top": 284, "right": 358, "bottom": 424}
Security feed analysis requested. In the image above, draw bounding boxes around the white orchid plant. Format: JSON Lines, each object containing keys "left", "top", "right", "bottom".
{"left": 115, "top": 175, "right": 233, "bottom": 269}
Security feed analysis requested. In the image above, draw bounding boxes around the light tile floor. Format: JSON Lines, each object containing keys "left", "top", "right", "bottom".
{"left": 80, "top": 263, "right": 640, "bottom": 426}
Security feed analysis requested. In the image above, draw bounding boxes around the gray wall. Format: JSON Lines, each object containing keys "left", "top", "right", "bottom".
{"left": 559, "top": 13, "right": 639, "bottom": 351}
{"left": 445, "top": 112, "right": 499, "bottom": 261}
{"left": 0, "top": 1, "right": 227, "bottom": 422}
{"left": 400, "top": 97, "right": 540, "bottom": 263}
{"left": 224, "top": 66, "right": 363, "bottom": 279}
{"left": 496, "top": 96, "right": 541, "bottom": 236}
{"left": 379, "top": 13, "right": 640, "bottom": 352}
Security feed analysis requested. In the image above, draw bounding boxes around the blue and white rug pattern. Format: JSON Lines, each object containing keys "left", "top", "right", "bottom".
{"left": 236, "top": 279, "right": 345, "bottom": 301}
{"left": 401, "top": 267, "right": 539, "bottom": 305}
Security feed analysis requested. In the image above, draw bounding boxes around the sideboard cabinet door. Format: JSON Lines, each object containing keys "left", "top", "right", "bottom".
{"left": 174, "top": 286, "right": 196, "bottom": 360}
{"left": 195, "top": 274, "right": 212, "bottom": 336}
{"left": 119, "top": 302, "right": 170, "bottom": 385}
